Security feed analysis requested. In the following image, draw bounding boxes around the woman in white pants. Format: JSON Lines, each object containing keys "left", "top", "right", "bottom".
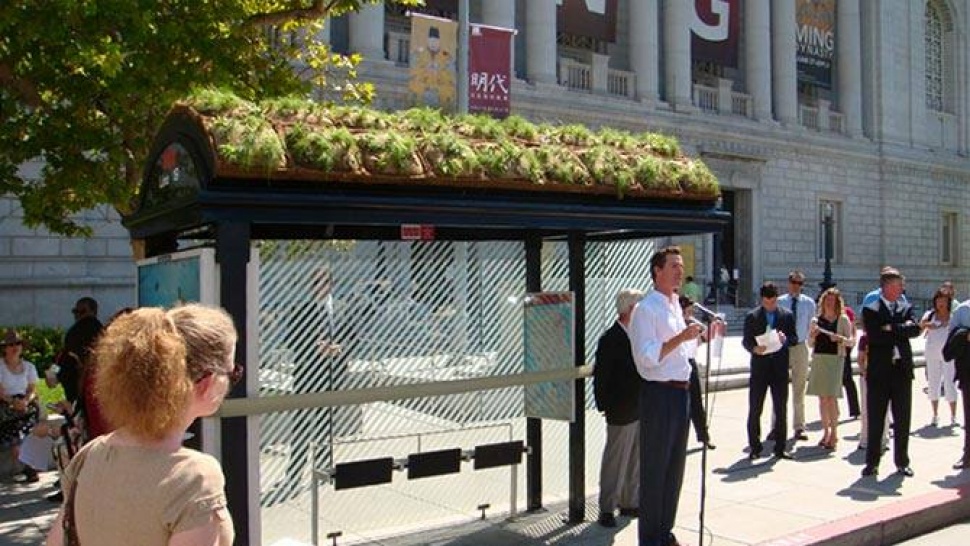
{"left": 921, "top": 290, "right": 957, "bottom": 426}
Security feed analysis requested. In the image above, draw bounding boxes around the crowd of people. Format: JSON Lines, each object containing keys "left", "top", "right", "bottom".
{"left": 592, "top": 247, "right": 970, "bottom": 545}
{"left": 0, "top": 297, "right": 239, "bottom": 545}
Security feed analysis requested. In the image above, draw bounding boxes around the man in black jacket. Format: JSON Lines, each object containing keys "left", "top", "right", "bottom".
{"left": 593, "top": 289, "right": 643, "bottom": 527}
{"left": 743, "top": 282, "right": 797, "bottom": 460}
{"left": 944, "top": 298, "right": 970, "bottom": 469}
{"left": 861, "top": 268, "right": 921, "bottom": 478}
{"left": 57, "top": 297, "right": 103, "bottom": 404}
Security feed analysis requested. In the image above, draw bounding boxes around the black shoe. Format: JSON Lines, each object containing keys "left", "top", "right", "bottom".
{"left": 618, "top": 507, "right": 639, "bottom": 517}
{"left": 953, "top": 459, "right": 970, "bottom": 470}
{"left": 794, "top": 430, "right": 809, "bottom": 441}
{"left": 22, "top": 467, "right": 39, "bottom": 483}
{"left": 704, "top": 441, "right": 717, "bottom": 450}
{"left": 45, "top": 490, "right": 64, "bottom": 503}
{"left": 774, "top": 451, "right": 794, "bottom": 460}
{"left": 896, "top": 466, "right": 914, "bottom": 477}
{"left": 749, "top": 447, "right": 763, "bottom": 460}
{"left": 861, "top": 465, "right": 878, "bottom": 477}
{"left": 598, "top": 512, "right": 617, "bottom": 528}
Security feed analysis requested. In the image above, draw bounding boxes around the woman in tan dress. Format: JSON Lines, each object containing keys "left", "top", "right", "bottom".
{"left": 807, "top": 288, "right": 854, "bottom": 450}
{"left": 46, "top": 304, "right": 239, "bottom": 546}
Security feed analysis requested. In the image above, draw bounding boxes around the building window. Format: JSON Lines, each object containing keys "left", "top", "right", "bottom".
{"left": 817, "top": 200, "right": 841, "bottom": 263}
{"left": 942, "top": 212, "right": 958, "bottom": 265}
{"left": 925, "top": 1, "right": 953, "bottom": 113}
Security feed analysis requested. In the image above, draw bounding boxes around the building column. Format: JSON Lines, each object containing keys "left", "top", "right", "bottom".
{"left": 349, "top": 3, "right": 385, "bottom": 61}
{"left": 837, "top": 0, "right": 863, "bottom": 136}
{"left": 481, "top": 0, "right": 516, "bottom": 76}
{"left": 526, "top": 0, "right": 557, "bottom": 84}
{"left": 771, "top": 0, "right": 798, "bottom": 126}
{"left": 482, "top": 0, "right": 515, "bottom": 28}
{"left": 664, "top": 0, "right": 693, "bottom": 110}
{"left": 629, "top": 0, "right": 659, "bottom": 104}
{"left": 745, "top": 0, "right": 772, "bottom": 121}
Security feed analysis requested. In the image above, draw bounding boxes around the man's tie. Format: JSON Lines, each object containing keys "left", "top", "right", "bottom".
{"left": 791, "top": 297, "right": 799, "bottom": 344}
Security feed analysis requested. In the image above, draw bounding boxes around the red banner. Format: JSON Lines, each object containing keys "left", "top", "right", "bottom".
{"left": 691, "top": 0, "right": 741, "bottom": 68}
{"left": 556, "top": 0, "right": 618, "bottom": 43}
{"left": 468, "top": 24, "right": 514, "bottom": 118}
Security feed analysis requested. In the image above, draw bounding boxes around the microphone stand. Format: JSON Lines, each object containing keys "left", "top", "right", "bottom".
{"left": 695, "top": 307, "right": 723, "bottom": 546}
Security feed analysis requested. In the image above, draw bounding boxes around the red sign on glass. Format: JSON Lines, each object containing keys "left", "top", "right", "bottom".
{"left": 468, "top": 24, "right": 515, "bottom": 118}
{"left": 401, "top": 224, "right": 436, "bottom": 241}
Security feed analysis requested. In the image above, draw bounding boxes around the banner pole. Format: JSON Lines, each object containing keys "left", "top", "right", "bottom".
{"left": 457, "top": 0, "right": 469, "bottom": 114}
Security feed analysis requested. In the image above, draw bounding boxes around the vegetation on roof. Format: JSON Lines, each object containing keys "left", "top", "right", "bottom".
{"left": 179, "top": 88, "right": 720, "bottom": 200}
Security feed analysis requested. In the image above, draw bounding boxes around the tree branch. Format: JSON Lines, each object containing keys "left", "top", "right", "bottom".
{"left": 246, "top": 0, "right": 341, "bottom": 27}
{"left": 0, "top": 62, "right": 42, "bottom": 108}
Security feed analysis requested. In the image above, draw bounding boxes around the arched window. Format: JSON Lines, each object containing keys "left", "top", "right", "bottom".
{"left": 924, "top": 1, "right": 953, "bottom": 113}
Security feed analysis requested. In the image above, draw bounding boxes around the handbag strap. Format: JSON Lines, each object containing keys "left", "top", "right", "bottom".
{"left": 62, "top": 462, "right": 83, "bottom": 546}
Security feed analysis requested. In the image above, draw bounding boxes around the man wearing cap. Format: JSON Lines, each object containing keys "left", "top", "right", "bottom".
{"left": 57, "top": 297, "right": 103, "bottom": 405}
{"left": 593, "top": 288, "right": 643, "bottom": 527}
{"left": 777, "top": 270, "right": 815, "bottom": 441}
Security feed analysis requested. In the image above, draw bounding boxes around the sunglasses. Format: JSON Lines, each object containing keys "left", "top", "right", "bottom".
{"left": 788, "top": 280, "right": 804, "bottom": 285}
{"left": 198, "top": 363, "right": 245, "bottom": 386}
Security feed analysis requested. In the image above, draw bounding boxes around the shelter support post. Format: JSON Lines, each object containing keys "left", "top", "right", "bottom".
{"left": 568, "top": 232, "right": 586, "bottom": 523}
{"left": 216, "top": 221, "right": 253, "bottom": 545}
{"left": 525, "top": 234, "right": 543, "bottom": 512}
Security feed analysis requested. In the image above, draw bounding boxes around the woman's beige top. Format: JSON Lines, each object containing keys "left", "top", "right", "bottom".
{"left": 63, "top": 434, "right": 233, "bottom": 545}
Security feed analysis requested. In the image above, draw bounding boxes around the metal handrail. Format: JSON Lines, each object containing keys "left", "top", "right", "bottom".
{"left": 219, "top": 365, "right": 593, "bottom": 418}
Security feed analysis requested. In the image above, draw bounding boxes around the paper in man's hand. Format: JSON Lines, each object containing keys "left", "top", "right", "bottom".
{"left": 754, "top": 328, "right": 783, "bottom": 355}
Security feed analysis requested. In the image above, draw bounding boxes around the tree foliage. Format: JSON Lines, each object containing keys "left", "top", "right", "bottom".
{"left": 0, "top": 0, "right": 420, "bottom": 235}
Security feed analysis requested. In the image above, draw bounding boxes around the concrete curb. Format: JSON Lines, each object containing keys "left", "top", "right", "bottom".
{"left": 757, "top": 481, "right": 970, "bottom": 546}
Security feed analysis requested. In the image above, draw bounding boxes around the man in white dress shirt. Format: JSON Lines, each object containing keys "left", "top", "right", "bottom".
{"left": 629, "top": 246, "right": 704, "bottom": 546}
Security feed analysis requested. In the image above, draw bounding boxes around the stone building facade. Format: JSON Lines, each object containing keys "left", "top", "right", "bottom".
{"left": 0, "top": 161, "right": 134, "bottom": 327}
{"left": 335, "top": 0, "right": 969, "bottom": 306}
{"left": 1, "top": 0, "right": 967, "bottom": 325}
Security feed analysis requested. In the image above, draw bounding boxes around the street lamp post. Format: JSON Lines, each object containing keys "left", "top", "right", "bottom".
{"left": 820, "top": 202, "right": 836, "bottom": 291}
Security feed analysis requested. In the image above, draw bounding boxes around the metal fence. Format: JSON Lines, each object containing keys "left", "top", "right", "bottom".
{"left": 254, "top": 238, "right": 656, "bottom": 545}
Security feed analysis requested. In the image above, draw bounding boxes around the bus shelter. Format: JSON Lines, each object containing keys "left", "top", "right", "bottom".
{"left": 124, "top": 94, "right": 730, "bottom": 546}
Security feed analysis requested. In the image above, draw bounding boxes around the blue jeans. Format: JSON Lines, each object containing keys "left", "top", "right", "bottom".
{"left": 638, "top": 381, "right": 690, "bottom": 546}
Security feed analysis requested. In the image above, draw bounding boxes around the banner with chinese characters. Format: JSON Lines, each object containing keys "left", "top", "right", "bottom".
{"left": 468, "top": 24, "right": 514, "bottom": 118}
{"left": 408, "top": 13, "right": 458, "bottom": 111}
{"left": 796, "top": 0, "right": 835, "bottom": 89}
{"left": 691, "top": 0, "right": 741, "bottom": 68}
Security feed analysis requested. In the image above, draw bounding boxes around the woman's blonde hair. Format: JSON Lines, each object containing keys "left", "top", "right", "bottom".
{"left": 817, "top": 287, "right": 845, "bottom": 318}
{"left": 94, "top": 304, "right": 237, "bottom": 440}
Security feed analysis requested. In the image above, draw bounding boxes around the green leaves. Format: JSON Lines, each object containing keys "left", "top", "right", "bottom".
{"left": 0, "top": 0, "right": 410, "bottom": 235}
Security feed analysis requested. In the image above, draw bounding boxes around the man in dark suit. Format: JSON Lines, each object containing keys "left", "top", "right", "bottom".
{"left": 593, "top": 289, "right": 644, "bottom": 527}
{"left": 57, "top": 297, "right": 103, "bottom": 405}
{"left": 743, "top": 282, "right": 797, "bottom": 460}
{"left": 861, "top": 268, "right": 921, "bottom": 477}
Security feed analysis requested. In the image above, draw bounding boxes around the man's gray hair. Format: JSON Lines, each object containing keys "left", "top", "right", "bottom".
{"left": 615, "top": 289, "right": 644, "bottom": 314}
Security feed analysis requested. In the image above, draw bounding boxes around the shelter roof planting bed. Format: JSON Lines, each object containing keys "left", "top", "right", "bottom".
{"left": 177, "top": 89, "right": 720, "bottom": 201}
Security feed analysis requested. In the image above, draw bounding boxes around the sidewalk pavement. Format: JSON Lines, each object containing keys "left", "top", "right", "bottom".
{"left": 5, "top": 336, "right": 967, "bottom": 546}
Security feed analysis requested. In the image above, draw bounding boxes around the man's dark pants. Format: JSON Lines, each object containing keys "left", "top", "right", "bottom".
{"left": 638, "top": 381, "right": 689, "bottom": 546}
{"left": 842, "top": 353, "right": 861, "bottom": 416}
{"left": 961, "top": 382, "right": 970, "bottom": 461}
{"left": 865, "top": 364, "right": 913, "bottom": 469}
{"left": 688, "top": 359, "right": 710, "bottom": 443}
{"left": 747, "top": 360, "right": 789, "bottom": 454}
